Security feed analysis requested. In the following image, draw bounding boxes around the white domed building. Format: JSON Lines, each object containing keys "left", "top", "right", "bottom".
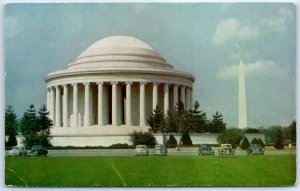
{"left": 45, "top": 36, "right": 195, "bottom": 146}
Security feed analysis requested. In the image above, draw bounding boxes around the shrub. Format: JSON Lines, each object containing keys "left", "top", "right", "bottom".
{"left": 257, "top": 138, "right": 265, "bottom": 148}
{"left": 240, "top": 137, "right": 250, "bottom": 150}
{"left": 129, "top": 131, "right": 156, "bottom": 146}
{"left": 251, "top": 138, "right": 259, "bottom": 145}
{"left": 180, "top": 131, "right": 193, "bottom": 145}
{"left": 6, "top": 135, "right": 17, "bottom": 147}
{"left": 166, "top": 134, "right": 177, "bottom": 148}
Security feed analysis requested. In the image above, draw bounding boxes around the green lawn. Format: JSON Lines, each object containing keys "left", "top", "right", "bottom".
{"left": 5, "top": 155, "right": 296, "bottom": 187}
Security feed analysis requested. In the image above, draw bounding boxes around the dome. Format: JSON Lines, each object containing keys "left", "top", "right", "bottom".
{"left": 68, "top": 36, "right": 172, "bottom": 70}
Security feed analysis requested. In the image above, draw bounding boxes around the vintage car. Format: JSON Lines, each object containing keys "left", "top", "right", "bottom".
{"left": 218, "top": 144, "right": 235, "bottom": 155}
{"left": 198, "top": 144, "right": 215, "bottom": 155}
{"left": 134, "top": 145, "right": 149, "bottom": 156}
{"left": 27, "top": 145, "right": 48, "bottom": 156}
{"left": 8, "top": 146, "right": 27, "bottom": 157}
{"left": 153, "top": 144, "right": 167, "bottom": 156}
{"left": 247, "top": 144, "right": 264, "bottom": 155}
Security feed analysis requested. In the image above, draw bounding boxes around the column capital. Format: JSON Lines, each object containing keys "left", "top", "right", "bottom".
{"left": 153, "top": 82, "right": 159, "bottom": 85}
{"left": 62, "top": 84, "right": 68, "bottom": 87}
{"left": 140, "top": 82, "right": 147, "bottom": 85}
{"left": 83, "top": 82, "right": 90, "bottom": 86}
{"left": 55, "top": 85, "right": 61, "bottom": 89}
{"left": 125, "top": 81, "right": 133, "bottom": 85}
{"left": 72, "top": 83, "right": 78, "bottom": 87}
{"left": 164, "top": 83, "right": 169, "bottom": 87}
{"left": 96, "top": 81, "right": 104, "bottom": 85}
{"left": 111, "top": 81, "right": 118, "bottom": 85}
{"left": 173, "top": 84, "right": 179, "bottom": 87}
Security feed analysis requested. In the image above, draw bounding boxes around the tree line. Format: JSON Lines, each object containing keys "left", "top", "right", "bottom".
{"left": 5, "top": 104, "right": 52, "bottom": 148}
{"left": 147, "top": 100, "right": 226, "bottom": 134}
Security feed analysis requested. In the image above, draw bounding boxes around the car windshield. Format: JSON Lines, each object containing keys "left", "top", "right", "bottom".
{"left": 137, "top": 145, "right": 146, "bottom": 149}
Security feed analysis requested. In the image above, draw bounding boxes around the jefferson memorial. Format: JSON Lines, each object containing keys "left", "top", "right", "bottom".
{"left": 45, "top": 36, "right": 195, "bottom": 146}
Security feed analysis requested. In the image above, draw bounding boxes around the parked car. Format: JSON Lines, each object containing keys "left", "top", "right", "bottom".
{"left": 218, "top": 144, "right": 235, "bottom": 155}
{"left": 247, "top": 144, "right": 264, "bottom": 155}
{"left": 134, "top": 145, "right": 149, "bottom": 156}
{"left": 27, "top": 145, "right": 48, "bottom": 156}
{"left": 153, "top": 144, "right": 167, "bottom": 156}
{"left": 8, "top": 146, "right": 27, "bottom": 157}
{"left": 198, "top": 144, "right": 215, "bottom": 155}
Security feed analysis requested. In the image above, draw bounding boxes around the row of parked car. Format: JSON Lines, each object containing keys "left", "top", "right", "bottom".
{"left": 134, "top": 143, "right": 265, "bottom": 156}
{"left": 7, "top": 145, "right": 48, "bottom": 157}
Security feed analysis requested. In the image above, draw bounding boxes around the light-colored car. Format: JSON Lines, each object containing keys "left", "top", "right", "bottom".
{"left": 218, "top": 144, "right": 235, "bottom": 155}
{"left": 8, "top": 146, "right": 27, "bottom": 157}
{"left": 134, "top": 145, "right": 149, "bottom": 156}
{"left": 153, "top": 144, "right": 167, "bottom": 156}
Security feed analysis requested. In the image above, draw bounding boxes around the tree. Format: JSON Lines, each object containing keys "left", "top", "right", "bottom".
{"left": 174, "top": 101, "right": 191, "bottom": 133}
{"left": 217, "top": 128, "right": 243, "bottom": 149}
{"left": 245, "top": 128, "right": 260, "bottom": 133}
{"left": 166, "top": 134, "right": 177, "bottom": 148}
{"left": 273, "top": 128, "right": 284, "bottom": 150}
{"left": 209, "top": 111, "right": 226, "bottom": 133}
{"left": 129, "top": 131, "right": 156, "bottom": 146}
{"left": 5, "top": 105, "right": 19, "bottom": 147}
{"left": 257, "top": 138, "right": 265, "bottom": 148}
{"left": 180, "top": 131, "right": 193, "bottom": 145}
{"left": 36, "top": 105, "right": 53, "bottom": 147}
{"left": 289, "top": 120, "right": 296, "bottom": 144}
{"left": 20, "top": 104, "right": 53, "bottom": 147}
{"left": 189, "top": 101, "right": 208, "bottom": 133}
{"left": 251, "top": 138, "right": 259, "bottom": 144}
{"left": 240, "top": 137, "right": 250, "bottom": 150}
{"left": 147, "top": 105, "right": 164, "bottom": 133}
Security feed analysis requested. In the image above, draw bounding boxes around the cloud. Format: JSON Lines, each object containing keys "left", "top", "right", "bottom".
{"left": 216, "top": 60, "right": 288, "bottom": 80}
{"left": 211, "top": 17, "right": 261, "bottom": 45}
{"left": 211, "top": 7, "right": 294, "bottom": 46}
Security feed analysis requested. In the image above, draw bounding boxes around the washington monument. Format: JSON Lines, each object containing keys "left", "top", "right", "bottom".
{"left": 238, "top": 59, "right": 247, "bottom": 129}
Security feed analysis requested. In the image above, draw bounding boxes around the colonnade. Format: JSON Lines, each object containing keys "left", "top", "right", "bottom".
{"left": 47, "top": 82, "right": 193, "bottom": 127}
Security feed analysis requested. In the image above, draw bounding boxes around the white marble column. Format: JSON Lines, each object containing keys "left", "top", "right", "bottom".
{"left": 126, "top": 82, "right": 132, "bottom": 125}
{"left": 164, "top": 83, "right": 169, "bottom": 115}
{"left": 97, "top": 82, "right": 103, "bottom": 126}
{"left": 180, "top": 86, "right": 186, "bottom": 108}
{"left": 84, "top": 83, "right": 90, "bottom": 126}
{"left": 186, "top": 87, "right": 191, "bottom": 111}
{"left": 152, "top": 83, "right": 158, "bottom": 110}
{"left": 111, "top": 82, "right": 118, "bottom": 126}
{"left": 173, "top": 84, "right": 178, "bottom": 108}
{"left": 190, "top": 88, "right": 193, "bottom": 109}
{"left": 72, "top": 83, "right": 78, "bottom": 127}
{"left": 55, "top": 86, "right": 61, "bottom": 127}
{"left": 50, "top": 87, "right": 55, "bottom": 122}
{"left": 140, "top": 82, "right": 146, "bottom": 126}
{"left": 47, "top": 88, "right": 50, "bottom": 112}
{"left": 63, "top": 84, "right": 68, "bottom": 127}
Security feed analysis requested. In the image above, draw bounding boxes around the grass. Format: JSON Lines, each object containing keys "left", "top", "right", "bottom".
{"left": 5, "top": 155, "right": 296, "bottom": 187}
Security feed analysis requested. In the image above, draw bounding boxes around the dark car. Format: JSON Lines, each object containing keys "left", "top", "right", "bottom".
{"left": 247, "top": 144, "right": 264, "bottom": 155}
{"left": 27, "top": 145, "right": 48, "bottom": 156}
{"left": 198, "top": 144, "right": 215, "bottom": 155}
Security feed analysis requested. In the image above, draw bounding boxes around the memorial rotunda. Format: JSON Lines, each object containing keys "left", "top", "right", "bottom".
{"left": 45, "top": 36, "right": 195, "bottom": 146}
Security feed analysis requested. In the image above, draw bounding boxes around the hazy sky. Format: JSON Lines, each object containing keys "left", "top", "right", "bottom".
{"left": 4, "top": 3, "right": 296, "bottom": 128}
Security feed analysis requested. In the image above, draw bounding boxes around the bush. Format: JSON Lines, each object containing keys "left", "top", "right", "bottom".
{"left": 273, "top": 128, "right": 284, "bottom": 150}
{"left": 240, "top": 137, "right": 250, "bottom": 150}
{"left": 180, "top": 132, "right": 193, "bottom": 145}
{"left": 6, "top": 135, "right": 17, "bottom": 147}
{"left": 129, "top": 131, "right": 156, "bottom": 146}
{"left": 217, "top": 129, "right": 244, "bottom": 149}
{"left": 166, "top": 134, "right": 177, "bottom": 148}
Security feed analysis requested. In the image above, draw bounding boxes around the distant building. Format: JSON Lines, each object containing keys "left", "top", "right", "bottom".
{"left": 243, "top": 133, "right": 266, "bottom": 144}
{"left": 45, "top": 36, "right": 195, "bottom": 146}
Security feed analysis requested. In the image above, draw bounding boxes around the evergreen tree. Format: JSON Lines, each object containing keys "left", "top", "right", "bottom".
{"left": 257, "top": 138, "right": 265, "bottom": 148}
{"left": 289, "top": 120, "right": 296, "bottom": 144}
{"left": 36, "top": 104, "right": 52, "bottom": 147}
{"left": 189, "top": 101, "right": 208, "bottom": 133}
{"left": 174, "top": 101, "right": 191, "bottom": 133}
{"left": 20, "top": 104, "right": 37, "bottom": 135}
{"left": 166, "top": 134, "right": 177, "bottom": 148}
{"left": 251, "top": 137, "right": 259, "bottom": 144}
{"left": 273, "top": 128, "right": 284, "bottom": 150}
{"left": 209, "top": 111, "right": 226, "bottom": 133}
{"left": 147, "top": 105, "right": 164, "bottom": 133}
{"left": 166, "top": 109, "right": 177, "bottom": 133}
{"left": 5, "top": 105, "right": 19, "bottom": 147}
{"left": 180, "top": 131, "right": 193, "bottom": 145}
{"left": 240, "top": 137, "right": 250, "bottom": 150}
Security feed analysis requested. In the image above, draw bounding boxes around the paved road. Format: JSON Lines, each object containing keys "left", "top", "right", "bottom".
{"left": 46, "top": 148, "right": 296, "bottom": 157}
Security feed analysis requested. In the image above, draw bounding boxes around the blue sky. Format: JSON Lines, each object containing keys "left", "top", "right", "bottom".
{"left": 4, "top": 3, "right": 296, "bottom": 128}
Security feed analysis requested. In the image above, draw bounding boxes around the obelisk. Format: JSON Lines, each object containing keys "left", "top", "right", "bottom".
{"left": 238, "top": 59, "right": 247, "bottom": 129}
